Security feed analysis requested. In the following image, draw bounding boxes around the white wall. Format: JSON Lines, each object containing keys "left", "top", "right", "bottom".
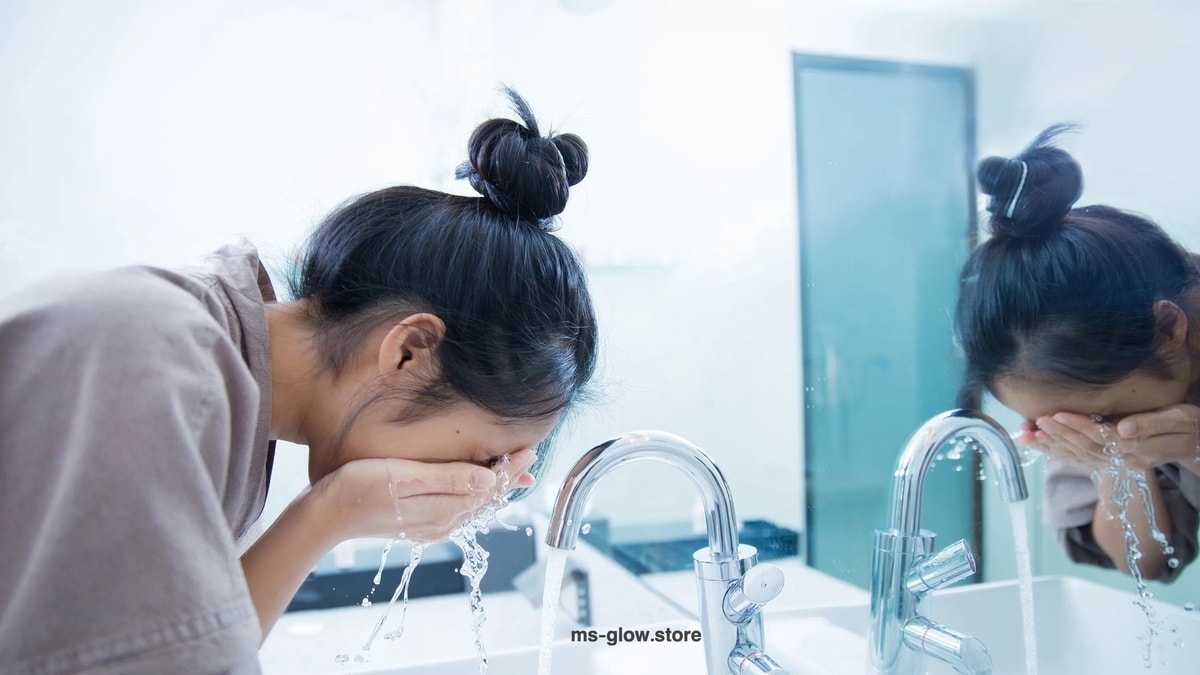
{"left": 2, "top": 1, "right": 1198, "bottom": 597}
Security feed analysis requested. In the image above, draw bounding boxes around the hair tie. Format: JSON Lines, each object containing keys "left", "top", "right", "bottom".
{"left": 1005, "top": 161, "right": 1029, "bottom": 219}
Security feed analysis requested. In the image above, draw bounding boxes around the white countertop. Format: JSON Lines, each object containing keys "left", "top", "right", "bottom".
{"left": 260, "top": 514, "right": 689, "bottom": 674}
{"left": 260, "top": 515, "right": 864, "bottom": 674}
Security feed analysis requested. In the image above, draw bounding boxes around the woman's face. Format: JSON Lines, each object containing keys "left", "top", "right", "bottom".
{"left": 309, "top": 398, "right": 559, "bottom": 487}
{"left": 992, "top": 367, "right": 1191, "bottom": 429}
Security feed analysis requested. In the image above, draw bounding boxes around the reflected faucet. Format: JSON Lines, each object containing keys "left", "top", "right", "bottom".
{"left": 546, "top": 430, "right": 789, "bottom": 674}
{"left": 869, "top": 409, "right": 1029, "bottom": 675}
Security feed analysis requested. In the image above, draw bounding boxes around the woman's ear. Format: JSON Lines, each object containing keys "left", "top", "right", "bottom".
{"left": 1153, "top": 300, "right": 1188, "bottom": 352}
{"left": 377, "top": 313, "right": 446, "bottom": 382}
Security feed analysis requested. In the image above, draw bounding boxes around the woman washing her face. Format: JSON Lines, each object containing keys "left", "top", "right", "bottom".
{"left": 0, "top": 89, "right": 597, "bottom": 673}
{"left": 954, "top": 125, "right": 1200, "bottom": 583}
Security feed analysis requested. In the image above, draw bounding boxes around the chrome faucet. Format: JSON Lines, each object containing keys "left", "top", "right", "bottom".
{"left": 546, "top": 430, "right": 789, "bottom": 674}
{"left": 869, "top": 409, "right": 1029, "bottom": 675}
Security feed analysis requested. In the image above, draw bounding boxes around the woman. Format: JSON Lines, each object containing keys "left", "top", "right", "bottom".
{"left": 954, "top": 125, "right": 1200, "bottom": 583}
{"left": 0, "top": 89, "right": 597, "bottom": 674}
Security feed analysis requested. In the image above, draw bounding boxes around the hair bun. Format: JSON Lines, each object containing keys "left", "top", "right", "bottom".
{"left": 455, "top": 88, "right": 589, "bottom": 228}
{"left": 978, "top": 124, "right": 1083, "bottom": 239}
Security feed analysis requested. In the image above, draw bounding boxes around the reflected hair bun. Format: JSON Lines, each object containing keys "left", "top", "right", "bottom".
{"left": 977, "top": 124, "right": 1083, "bottom": 240}
{"left": 455, "top": 87, "right": 589, "bottom": 229}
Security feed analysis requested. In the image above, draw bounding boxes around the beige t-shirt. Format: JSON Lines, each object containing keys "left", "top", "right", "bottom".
{"left": 0, "top": 243, "right": 276, "bottom": 674}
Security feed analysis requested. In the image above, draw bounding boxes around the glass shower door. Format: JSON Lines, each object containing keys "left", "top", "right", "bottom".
{"left": 794, "top": 54, "right": 977, "bottom": 588}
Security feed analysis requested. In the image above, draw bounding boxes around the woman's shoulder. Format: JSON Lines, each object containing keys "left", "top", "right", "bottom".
{"left": 0, "top": 263, "right": 233, "bottom": 362}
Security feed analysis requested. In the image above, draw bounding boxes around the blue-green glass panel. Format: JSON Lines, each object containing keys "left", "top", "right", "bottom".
{"left": 795, "top": 55, "right": 977, "bottom": 588}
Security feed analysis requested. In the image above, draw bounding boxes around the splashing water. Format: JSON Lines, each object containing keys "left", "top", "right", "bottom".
{"left": 381, "top": 544, "right": 426, "bottom": 643}
{"left": 1093, "top": 421, "right": 1171, "bottom": 668}
{"left": 360, "top": 539, "right": 396, "bottom": 608}
{"left": 343, "top": 453, "right": 517, "bottom": 671}
{"left": 1194, "top": 418, "right": 1200, "bottom": 463}
{"left": 361, "top": 542, "right": 426, "bottom": 656}
{"left": 537, "top": 548, "right": 570, "bottom": 675}
{"left": 1129, "top": 470, "right": 1178, "bottom": 568}
{"left": 1008, "top": 501, "right": 1038, "bottom": 675}
{"left": 444, "top": 452, "right": 517, "bottom": 674}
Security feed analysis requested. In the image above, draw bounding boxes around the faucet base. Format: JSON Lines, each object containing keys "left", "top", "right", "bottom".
{"left": 694, "top": 544, "right": 766, "bottom": 674}
{"left": 870, "top": 529, "right": 935, "bottom": 674}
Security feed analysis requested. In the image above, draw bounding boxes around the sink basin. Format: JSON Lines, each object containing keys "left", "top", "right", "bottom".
{"left": 371, "top": 620, "right": 711, "bottom": 674}
{"left": 265, "top": 575, "right": 1196, "bottom": 674}
{"left": 371, "top": 619, "right": 839, "bottom": 674}
{"left": 767, "top": 575, "right": 1200, "bottom": 674}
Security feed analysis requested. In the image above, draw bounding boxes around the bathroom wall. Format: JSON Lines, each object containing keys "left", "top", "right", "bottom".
{"left": 2, "top": 0, "right": 1198, "bottom": 600}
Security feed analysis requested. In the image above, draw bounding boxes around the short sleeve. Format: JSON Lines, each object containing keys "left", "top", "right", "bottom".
{"left": 0, "top": 269, "right": 263, "bottom": 674}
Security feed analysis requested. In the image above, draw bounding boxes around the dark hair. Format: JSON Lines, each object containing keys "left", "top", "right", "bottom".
{"left": 289, "top": 88, "right": 597, "bottom": 437}
{"left": 954, "top": 125, "right": 1199, "bottom": 409}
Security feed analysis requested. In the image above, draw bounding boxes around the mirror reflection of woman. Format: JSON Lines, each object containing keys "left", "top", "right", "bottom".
{"left": 0, "top": 89, "right": 597, "bottom": 673}
{"left": 954, "top": 126, "right": 1200, "bottom": 583}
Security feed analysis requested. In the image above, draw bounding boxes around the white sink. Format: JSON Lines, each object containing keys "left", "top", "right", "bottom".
{"left": 374, "top": 619, "right": 833, "bottom": 674}
{"left": 766, "top": 575, "right": 1200, "bottom": 674}
{"left": 377, "top": 623, "right": 707, "bottom": 674}
{"left": 265, "top": 575, "right": 1197, "bottom": 674}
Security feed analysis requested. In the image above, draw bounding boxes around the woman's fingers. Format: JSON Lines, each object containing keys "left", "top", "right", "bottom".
{"left": 1049, "top": 412, "right": 1111, "bottom": 446}
{"left": 1039, "top": 415, "right": 1100, "bottom": 451}
{"left": 1032, "top": 415, "right": 1108, "bottom": 467}
{"left": 388, "top": 458, "right": 497, "bottom": 496}
{"left": 1117, "top": 404, "right": 1199, "bottom": 440}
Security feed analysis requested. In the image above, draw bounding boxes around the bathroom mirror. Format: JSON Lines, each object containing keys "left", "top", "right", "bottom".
{"left": 1, "top": 0, "right": 1196, "bottom": 621}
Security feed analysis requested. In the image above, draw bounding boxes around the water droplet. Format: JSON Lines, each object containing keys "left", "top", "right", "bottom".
{"left": 335, "top": 654, "right": 349, "bottom": 665}
{"left": 361, "top": 598, "right": 372, "bottom": 607}
{"left": 954, "top": 465, "right": 963, "bottom": 472}
{"left": 1168, "top": 558, "right": 1181, "bottom": 569}
{"left": 581, "top": 523, "right": 592, "bottom": 535}
{"left": 526, "top": 526, "right": 534, "bottom": 537}
{"left": 1183, "top": 602, "right": 1196, "bottom": 612}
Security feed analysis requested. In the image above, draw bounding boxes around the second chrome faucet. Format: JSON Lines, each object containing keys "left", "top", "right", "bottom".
{"left": 869, "top": 409, "right": 1030, "bottom": 675}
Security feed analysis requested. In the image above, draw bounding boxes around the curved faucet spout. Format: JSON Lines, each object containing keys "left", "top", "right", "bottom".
{"left": 545, "top": 430, "right": 739, "bottom": 559}
{"left": 889, "top": 409, "right": 1029, "bottom": 535}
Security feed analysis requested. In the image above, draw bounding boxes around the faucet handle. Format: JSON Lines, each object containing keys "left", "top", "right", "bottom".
{"left": 902, "top": 616, "right": 992, "bottom": 675}
{"left": 723, "top": 563, "right": 785, "bottom": 623}
{"left": 729, "top": 642, "right": 791, "bottom": 674}
{"left": 905, "top": 539, "right": 976, "bottom": 597}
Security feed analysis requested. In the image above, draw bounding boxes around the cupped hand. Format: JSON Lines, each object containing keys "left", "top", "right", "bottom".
{"left": 1113, "top": 403, "right": 1200, "bottom": 468}
{"left": 312, "top": 448, "right": 538, "bottom": 544}
{"left": 1020, "top": 405, "right": 1200, "bottom": 472}
{"left": 1015, "top": 415, "right": 1112, "bottom": 469}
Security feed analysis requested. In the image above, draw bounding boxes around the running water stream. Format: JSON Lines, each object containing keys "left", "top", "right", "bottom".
{"left": 536, "top": 548, "right": 570, "bottom": 675}
{"left": 1008, "top": 501, "right": 1038, "bottom": 675}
